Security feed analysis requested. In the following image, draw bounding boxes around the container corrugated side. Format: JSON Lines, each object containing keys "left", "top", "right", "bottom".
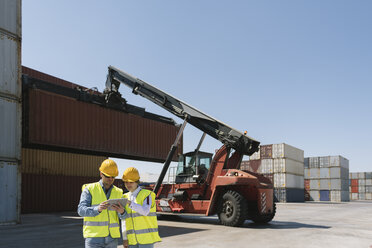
{"left": 351, "top": 179, "right": 358, "bottom": 187}
{"left": 359, "top": 179, "right": 366, "bottom": 186}
{"left": 359, "top": 193, "right": 366, "bottom": 200}
{"left": 274, "top": 173, "right": 304, "bottom": 188}
{"left": 0, "top": 161, "right": 19, "bottom": 223}
{"left": 351, "top": 193, "right": 358, "bottom": 200}
{"left": 330, "top": 156, "right": 349, "bottom": 169}
{"left": 260, "top": 144, "right": 272, "bottom": 159}
{"left": 258, "top": 159, "right": 273, "bottom": 174}
{"left": 319, "top": 179, "right": 331, "bottom": 190}
{"left": 319, "top": 168, "right": 330, "bottom": 179}
{"left": 350, "top": 173, "right": 358, "bottom": 179}
{"left": 330, "top": 179, "right": 349, "bottom": 191}
{"left": 365, "top": 172, "right": 372, "bottom": 179}
{"left": 358, "top": 186, "right": 366, "bottom": 193}
{"left": 330, "top": 190, "right": 349, "bottom": 202}
{"left": 310, "top": 179, "right": 320, "bottom": 190}
{"left": 304, "top": 157, "right": 309, "bottom": 169}
{"left": 319, "top": 190, "right": 330, "bottom": 201}
{"left": 273, "top": 158, "right": 304, "bottom": 175}
{"left": 365, "top": 193, "right": 372, "bottom": 200}
{"left": 366, "top": 179, "right": 372, "bottom": 186}
{"left": 358, "top": 172, "right": 366, "bottom": 179}
{"left": 309, "top": 190, "right": 320, "bottom": 201}
{"left": 272, "top": 143, "right": 304, "bottom": 162}
{"left": 0, "top": 98, "right": 21, "bottom": 160}
{"left": 249, "top": 150, "right": 260, "bottom": 160}
{"left": 365, "top": 186, "right": 372, "bottom": 193}
{"left": 309, "top": 168, "right": 320, "bottom": 179}
{"left": 330, "top": 167, "right": 349, "bottom": 179}
{"left": 25, "top": 89, "right": 181, "bottom": 162}
{"left": 0, "top": 0, "right": 21, "bottom": 37}
{"left": 309, "top": 157, "right": 319, "bottom": 168}
{"left": 351, "top": 186, "right": 358, "bottom": 193}
{"left": 319, "top": 156, "right": 330, "bottom": 167}
{"left": 21, "top": 148, "right": 107, "bottom": 177}
{"left": 0, "top": 33, "right": 21, "bottom": 98}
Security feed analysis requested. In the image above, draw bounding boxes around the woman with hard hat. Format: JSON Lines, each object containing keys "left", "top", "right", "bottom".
{"left": 121, "top": 167, "right": 161, "bottom": 248}
{"left": 78, "top": 159, "right": 125, "bottom": 248}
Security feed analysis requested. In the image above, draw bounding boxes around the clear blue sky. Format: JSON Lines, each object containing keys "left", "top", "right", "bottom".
{"left": 22, "top": 1, "right": 372, "bottom": 175}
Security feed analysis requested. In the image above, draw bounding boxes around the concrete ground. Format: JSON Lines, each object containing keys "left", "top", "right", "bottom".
{"left": 1, "top": 201, "right": 371, "bottom": 248}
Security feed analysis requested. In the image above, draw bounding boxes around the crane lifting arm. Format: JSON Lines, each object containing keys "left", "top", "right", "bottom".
{"left": 105, "top": 66, "right": 259, "bottom": 156}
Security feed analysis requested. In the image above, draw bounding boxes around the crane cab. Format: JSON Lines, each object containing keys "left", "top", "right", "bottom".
{"left": 175, "top": 151, "right": 213, "bottom": 184}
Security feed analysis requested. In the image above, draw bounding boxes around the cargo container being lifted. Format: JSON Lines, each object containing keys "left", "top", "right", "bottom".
{"left": 104, "top": 66, "right": 276, "bottom": 226}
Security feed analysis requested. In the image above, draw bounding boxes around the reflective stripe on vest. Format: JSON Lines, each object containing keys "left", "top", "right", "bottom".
{"left": 124, "top": 189, "right": 162, "bottom": 245}
{"left": 82, "top": 182, "right": 123, "bottom": 238}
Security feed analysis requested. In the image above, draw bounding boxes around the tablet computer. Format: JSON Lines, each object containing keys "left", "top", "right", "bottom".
{"left": 106, "top": 198, "right": 128, "bottom": 210}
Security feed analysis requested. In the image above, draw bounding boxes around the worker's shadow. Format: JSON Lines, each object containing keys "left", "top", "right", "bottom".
{"left": 158, "top": 224, "right": 208, "bottom": 238}
{"left": 158, "top": 214, "right": 330, "bottom": 230}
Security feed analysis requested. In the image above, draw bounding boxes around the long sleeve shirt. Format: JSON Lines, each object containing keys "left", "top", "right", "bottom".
{"left": 122, "top": 186, "right": 152, "bottom": 240}
{"left": 77, "top": 180, "right": 125, "bottom": 219}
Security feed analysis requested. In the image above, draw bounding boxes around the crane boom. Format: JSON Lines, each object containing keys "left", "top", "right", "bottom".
{"left": 105, "top": 66, "right": 259, "bottom": 156}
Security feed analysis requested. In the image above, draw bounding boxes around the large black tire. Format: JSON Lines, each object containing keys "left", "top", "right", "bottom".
{"left": 217, "top": 190, "right": 247, "bottom": 227}
{"left": 249, "top": 202, "right": 276, "bottom": 224}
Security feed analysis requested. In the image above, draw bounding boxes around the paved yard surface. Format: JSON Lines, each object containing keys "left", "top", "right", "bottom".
{"left": 1, "top": 201, "right": 371, "bottom": 248}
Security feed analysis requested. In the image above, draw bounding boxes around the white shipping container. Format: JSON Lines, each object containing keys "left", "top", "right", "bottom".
{"left": 359, "top": 179, "right": 366, "bottom": 186}
{"left": 309, "top": 190, "right": 320, "bottom": 201}
{"left": 272, "top": 143, "right": 304, "bottom": 162}
{"left": 330, "top": 167, "right": 349, "bottom": 179}
{"left": 365, "top": 186, "right": 372, "bottom": 193}
{"left": 259, "top": 159, "right": 273, "bottom": 174}
{"left": 319, "top": 179, "right": 331, "bottom": 190}
{"left": 274, "top": 173, "right": 304, "bottom": 188}
{"left": 0, "top": 98, "right": 21, "bottom": 160}
{"left": 351, "top": 193, "right": 358, "bottom": 200}
{"left": 273, "top": 158, "right": 304, "bottom": 175}
{"left": 249, "top": 150, "right": 260, "bottom": 160}
{"left": 330, "top": 156, "right": 349, "bottom": 169}
{"left": 330, "top": 179, "right": 349, "bottom": 191}
{"left": 350, "top": 173, "right": 358, "bottom": 179}
{"left": 310, "top": 179, "right": 320, "bottom": 190}
{"left": 309, "top": 157, "right": 319, "bottom": 168}
{"left": 309, "top": 168, "right": 320, "bottom": 179}
{"left": 319, "top": 168, "right": 330, "bottom": 179}
{"left": 319, "top": 156, "right": 330, "bottom": 167}
{"left": 0, "top": 161, "right": 19, "bottom": 224}
{"left": 358, "top": 172, "right": 366, "bottom": 179}
{"left": 359, "top": 193, "right": 366, "bottom": 200}
{"left": 366, "top": 179, "right": 372, "bottom": 186}
{"left": 366, "top": 193, "right": 372, "bottom": 200}
{"left": 330, "top": 190, "right": 349, "bottom": 202}
{"left": 304, "top": 168, "right": 310, "bottom": 179}
{"left": 358, "top": 186, "right": 366, "bottom": 193}
{"left": 0, "top": 0, "right": 21, "bottom": 36}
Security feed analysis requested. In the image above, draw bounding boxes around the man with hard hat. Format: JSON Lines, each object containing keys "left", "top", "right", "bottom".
{"left": 121, "top": 167, "right": 161, "bottom": 248}
{"left": 78, "top": 159, "right": 125, "bottom": 248}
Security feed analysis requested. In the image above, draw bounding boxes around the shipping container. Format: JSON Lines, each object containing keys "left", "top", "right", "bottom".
{"left": 359, "top": 179, "right": 366, "bottom": 186}
{"left": 351, "top": 186, "right": 358, "bottom": 193}
{"left": 310, "top": 179, "right": 320, "bottom": 190}
{"left": 366, "top": 179, "right": 372, "bottom": 186}
{"left": 365, "top": 172, "right": 372, "bottom": 179}
{"left": 272, "top": 143, "right": 304, "bottom": 162}
{"left": 351, "top": 179, "right": 358, "bottom": 187}
{"left": 365, "top": 186, "right": 372, "bottom": 193}
{"left": 23, "top": 88, "right": 182, "bottom": 162}
{"left": 351, "top": 193, "right": 358, "bottom": 200}
{"left": 350, "top": 172, "right": 358, "bottom": 179}
{"left": 330, "top": 167, "right": 349, "bottom": 179}
{"left": 309, "top": 168, "right": 320, "bottom": 179}
{"left": 319, "top": 168, "right": 330, "bottom": 179}
{"left": 304, "top": 157, "right": 309, "bottom": 169}
{"left": 359, "top": 193, "right": 366, "bottom": 200}
{"left": 358, "top": 186, "right": 366, "bottom": 193}
{"left": 0, "top": 161, "right": 19, "bottom": 223}
{"left": 330, "top": 179, "right": 349, "bottom": 191}
{"left": 319, "top": 190, "right": 330, "bottom": 201}
{"left": 273, "top": 158, "right": 304, "bottom": 175}
{"left": 309, "top": 157, "right": 319, "bottom": 168}
{"left": 0, "top": 0, "right": 21, "bottom": 37}
{"left": 365, "top": 193, "right": 372, "bottom": 200}
{"left": 21, "top": 148, "right": 108, "bottom": 177}
{"left": 319, "top": 156, "right": 330, "bottom": 167}
{"left": 309, "top": 190, "right": 320, "bottom": 201}
{"left": 330, "top": 156, "right": 349, "bottom": 169}
{"left": 304, "top": 179, "right": 310, "bottom": 190}
{"left": 274, "top": 188, "right": 304, "bottom": 202}
{"left": 249, "top": 150, "right": 260, "bottom": 160}
{"left": 0, "top": 97, "right": 21, "bottom": 160}
{"left": 319, "top": 179, "right": 331, "bottom": 190}
{"left": 259, "top": 159, "right": 273, "bottom": 174}
{"left": 330, "top": 190, "right": 349, "bottom": 202}
{"left": 274, "top": 173, "right": 304, "bottom": 188}
{"left": 358, "top": 172, "right": 365, "bottom": 179}
{"left": 260, "top": 144, "right": 272, "bottom": 159}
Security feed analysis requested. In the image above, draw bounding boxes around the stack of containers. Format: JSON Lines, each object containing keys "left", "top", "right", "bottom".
{"left": 0, "top": 0, "right": 22, "bottom": 224}
{"left": 304, "top": 156, "right": 349, "bottom": 202}
{"left": 245, "top": 143, "right": 304, "bottom": 202}
{"left": 349, "top": 172, "right": 372, "bottom": 200}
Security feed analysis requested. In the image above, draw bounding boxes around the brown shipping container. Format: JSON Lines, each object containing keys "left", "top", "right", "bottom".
{"left": 260, "top": 145, "right": 273, "bottom": 159}
{"left": 21, "top": 173, "right": 127, "bottom": 213}
{"left": 22, "top": 148, "right": 107, "bottom": 177}
{"left": 24, "top": 89, "right": 182, "bottom": 162}
{"left": 351, "top": 179, "right": 358, "bottom": 187}
{"left": 351, "top": 186, "right": 358, "bottom": 193}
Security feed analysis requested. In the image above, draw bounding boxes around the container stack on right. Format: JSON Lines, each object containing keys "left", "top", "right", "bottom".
{"left": 304, "top": 156, "right": 349, "bottom": 202}
{"left": 349, "top": 172, "right": 372, "bottom": 200}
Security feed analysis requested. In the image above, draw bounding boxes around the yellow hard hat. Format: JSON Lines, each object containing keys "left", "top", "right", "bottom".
{"left": 99, "top": 159, "right": 119, "bottom": 177}
{"left": 122, "top": 167, "right": 140, "bottom": 182}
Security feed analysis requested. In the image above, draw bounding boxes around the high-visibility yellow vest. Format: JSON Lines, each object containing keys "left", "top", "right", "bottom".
{"left": 124, "top": 189, "right": 161, "bottom": 245}
{"left": 82, "top": 182, "right": 123, "bottom": 238}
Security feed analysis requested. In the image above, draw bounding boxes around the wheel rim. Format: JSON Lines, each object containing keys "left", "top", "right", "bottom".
{"left": 223, "top": 200, "right": 234, "bottom": 218}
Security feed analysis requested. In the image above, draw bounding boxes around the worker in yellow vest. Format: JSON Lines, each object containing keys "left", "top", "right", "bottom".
{"left": 121, "top": 167, "right": 162, "bottom": 248}
{"left": 78, "top": 159, "right": 125, "bottom": 248}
